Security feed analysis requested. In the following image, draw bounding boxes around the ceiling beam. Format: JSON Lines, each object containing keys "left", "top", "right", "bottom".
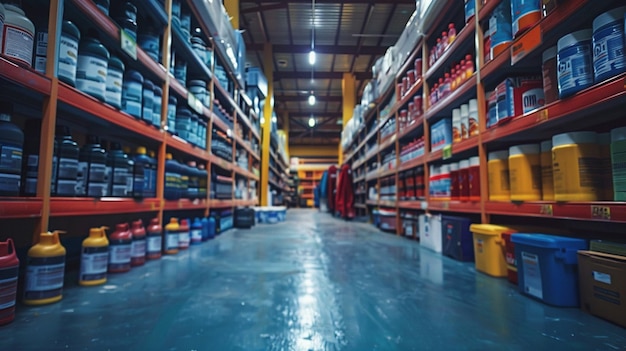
{"left": 273, "top": 71, "right": 372, "bottom": 80}
{"left": 241, "top": 3, "right": 286, "bottom": 14}
{"left": 275, "top": 95, "right": 342, "bottom": 102}
{"left": 286, "top": 112, "right": 343, "bottom": 118}
{"left": 247, "top": 44, "right": 385, "bottom": 56}
{"left": 242, "top": 0, "right": 413, "bottom": 3}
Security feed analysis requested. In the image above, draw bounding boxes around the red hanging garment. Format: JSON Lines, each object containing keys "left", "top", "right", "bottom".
{"left": 327, "top": 165, "right": 337, "bottom": 213}
{"left": 335, "top": 163, "right": 355, "bottom": 219}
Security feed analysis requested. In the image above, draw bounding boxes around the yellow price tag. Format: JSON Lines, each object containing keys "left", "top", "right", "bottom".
{"left": 591, "top": 206, "right": 611, "bottom": 220}
{"left": 540, "top": 204, "right": 553, "bottom": 216}
{"left": 536, "top": 109, "right": 549, "bottom": 122}
{"left": 442, "top": 144, "right": 453, "bottom": 160}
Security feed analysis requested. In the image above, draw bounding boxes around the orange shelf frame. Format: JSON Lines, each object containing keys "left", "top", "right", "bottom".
{"left": 0, "top": 198, "right": 43, "bottom": 218}
{"left": 0, "top": 57, "right": 51, "bottom": 95}
{"left": 163, "top": 199, "right": 209, "bottom": 211}
{"left": 485, "top": 201, "right": 626, "bottom": 223}
{"left": 50, "top": 198, "right": 161, "bottom": 217}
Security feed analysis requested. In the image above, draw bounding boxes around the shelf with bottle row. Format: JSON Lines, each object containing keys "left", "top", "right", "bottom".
{"left": 398, "top": 155, "right": 425, "bottom": 173}
{"left": 233, "top": 165, "right": 258, "bottom": 181}
{"left": 424, "top": 16, "right": 475, "bottom": 81}
{"left": 427, "top": 137, "right": 479, "bottom": 163}
{"left": 0, "top": 56, "right": 51, "bottom": 95}
{"left": 424, "top": 75, "right": 477, "bottom": 121}
{"left": 165, "top": 133, "right": 210, "bottom": 161}
{"left": 50, "top": 197, "right": 162, "bottom": 217}
{"left": 378, "top": 167, "right": 397, "bottom": 179}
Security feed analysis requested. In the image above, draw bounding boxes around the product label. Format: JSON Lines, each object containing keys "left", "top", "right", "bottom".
{"left": 105, "top": 69, "right": 123, "bottom": 107}
{"left": 2, "top": 24, "right": 34, "bottom": 66}
{"left": 464, "top": 0, "right": 475, "bottom": 22}
{"left": 593, "top": 24, "right": 626, "bottom": 80}
{"left": 111, "top": 184, "right": 127, "bottom": 197}
{"left": 80, "top": 246, "right": 109, "bottom": 281}
{"left": 612, "top": 140, "right": 626, "bottom": 201}
{"left": 57, "top": 157, "right": 78, "bottom": 179}
{"left": 489, "top": 8, "right": 513, "bottom": 47}
{"left": 58, "top": 34, "right": 79, "bottom": 83}
{"left": 165, "top": 231, "right": 178, "bottom": 250}
{"left": 558, "top": 42, "right": 593, "bottom": 93}
{"left": 521, "top": 251, "right": 543, "bottom": 299}
{"left": 578, "top": 157, "right": 600, "bottom": 188}
{"left": 108, "top": 244, "right": 131, "bottom": 265}
{"left": 190, "top": 229, "right": 202, "bottom": 242}
{"left": 147, "top": 235, "right": 162, "bottom": 253}
{"left": 178, "top": 231, "right": 190, "bottom": 247}
{"left": 24, "top": 256, "right": 65, "bottom": 298}
{"left": 593, "top": 271, "right": 612, "bottom": 285}
{"left": 122, "top": 81, "right": 142, "bottom": 117}
{"left": 531, "top": 165, "right": 542, "bottom": 189}
{"left": 89, "top": 163, "right": 106, "bottom": 183}
{"left": 131, "top": 238, "right": 146, "bottom": 258}
{"left": 0, "top": 145, "right": 22, "bottom": 171}
{"left": 522, "top": 88, "right": 545, "bottom": 114}
{"left": 511, "top": 0, "right": 541, "bottom": 35}
{"left": 35, "top": 31, "right": 48, "bottom": 73}
{"left": 0, "top": 266, "right": 18, "bottom": 309}
{"left": 76, "top": 54, "right": 108, "bottom": 98}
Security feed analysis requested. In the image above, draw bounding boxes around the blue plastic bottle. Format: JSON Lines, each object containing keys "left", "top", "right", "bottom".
{"left": 207, "top": 215, "right": 216, "bottom": 239}
{"left": 0, "top": 101, "right": 23, "bottom": 196}
{"left": 77, "top": 135, "right": 107, "bottom": 197}
{"left": 164, "top": 153, "right": 180, "bottom": 200}
{"left": 200, "top": 217, "right": 209, "bottom": 241}
{"left": 105, "top": 143, "right": 131, "bottom": 197}
{"left": 133, "top": 147, "right": 151, "bottom": 198}
{"left": 190, "top": 218, "right": 203, "bottom": 245}
{"left": 186, "top": 161, "right": 199, "bottom": 199}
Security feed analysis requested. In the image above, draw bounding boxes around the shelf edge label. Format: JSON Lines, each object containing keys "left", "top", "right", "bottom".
{"left": 442, "top": 144, "right": 453, "bottom": 160}
{"left": 511, "top": 25, "right": 542, "bottom": 66}
{"left": 539, "top": 204, "right": 553, "bottom": 216}
{"left": 120, "top": 29, "right": 137, "bottom": 61}
{"left": 591, "top": 205, "right": 611, "bottom": 220}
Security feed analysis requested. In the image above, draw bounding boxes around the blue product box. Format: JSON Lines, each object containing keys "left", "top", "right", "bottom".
{"left": 430, "top": 118, "right": 452, "bottom": 152}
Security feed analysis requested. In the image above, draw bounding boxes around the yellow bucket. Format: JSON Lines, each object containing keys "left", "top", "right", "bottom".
{"left": 470, "top": 224, "right": 513, "bottom": 277}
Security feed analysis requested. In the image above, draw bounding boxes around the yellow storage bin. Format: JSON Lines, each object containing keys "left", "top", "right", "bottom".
{"left": 470, "top": 224, "right": 514, "bottom": 277}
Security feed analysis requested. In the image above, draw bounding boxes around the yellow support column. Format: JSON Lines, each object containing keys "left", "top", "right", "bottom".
{"left": 224, "top": 0, "right": 239, "bottom": 29}
{"left": 339, "top": 73, "right": 356, "bottom": 164}
{"left": 260, "top": 43, "right": 274, "bottom": 206}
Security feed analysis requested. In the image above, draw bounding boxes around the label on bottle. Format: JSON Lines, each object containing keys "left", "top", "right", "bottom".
{"left": 0, "top": 145, "right": 22, "bottom": 171}
{"left": 190, "top": 229, "right": 202, "bottom": 242}
{"left": 76, "top": 54, "right": 108, "bottom": 99}
{"left": 511, "top": 0, "right": 541, "bottom": 35}
{"left": 165, "top": 230, "right": 178, "bottom": 250}
{"left": 59, "top": 34, "right": 79, "bottom": 83}
{"left": 122, "top": 81, "right": 142, "bottom": 117}
{"left": 178, "top": 230, "right": 190, "bottom": 248}
{"left": 2, "top": 24, "right": 34, "bottom": 66}
{"left": 24, "top": 256, "right": 65, "bottom": 300}
{"left": 131, "top": 238, "right": 146, "bottom": 258}
{"left": 35, "top": 30, "right": 48, "bottom": 73}
{"left": 593, "top": 23, "right": 626, "bottom": 81}
{"left": 147, "top": 235, "right": 162, "bottom": 253}
{"left": 558, "top": 42, "right": 593, "bottom": 95}
{"left": 108, "top": 244, "right": 131, "bottom": 265}
{"left": 0, "top": 265, "right": 18, "bottom": 309}
{"left": 80, "top": 246, "right": 109, "bottom": 282}
{"left": 105, "top": 68, "right": 124, "bottom": 107}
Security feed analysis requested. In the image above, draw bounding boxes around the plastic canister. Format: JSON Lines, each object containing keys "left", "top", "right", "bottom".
{"left": 557, "top": 29, "right": 594, "bottom": 98}
{"left": 164, "top": 153, "right": 181, "bottom": 200}
{"left": 191, "top": 218, "right": 203, "bottom": 245}
{"left": 511, "top": 0, "right": 541, "bottom": 37}
{"left": 200, "top": 217, "right": 209, "bottom": 241}
{"left": 188, "top": 80, "right": 207, "bottom": 106}
{"left": 105, "top": 56, "right": 124, "bottom": 109}
{"left": 50, "top": 21, "right": 81, "bottom": 86}
{"left": 191, "top": 36, "right": 208, "bottom": 65}
{"left": 460, "top": 104, "right": 469, "bottom": 140}
{"left": 598, "top": 132, "right": 613, "bottom": 201}
{"left": 130, "top": 220, "right": 146, "bottom": 266}
{"left": 469, "top": 224, "right": 511, "bottom": 277}
{"left": 198, "top": 163, "right": 208, "bottom": 198}
{"left": 450, "top": 162, "right": 460, "bottom": 200}
{"left": 147, "top": 150, "right": 158, "bottom": 198}
{"left": 76, "top": 36, "right": 109, "bottom": 101}
{"left": 172, "top": 0, "right": 181, "bottom": 22}
{"left": 108, "top": 223, "right": 132, "bottom": 273}
{"left": 0, "top": 238, "right": 18, "bottom": 325}
{"left": 552, "top": 132, "right": 599, "bottom": 201}
{"left": 146, "top": 218, "right": 162, "bottom": 259}
{"left": 487, "top": 90, "right": 498, "bottom": 127}
{"left": 106, "top": 143, "right": 130, "bottom": 197}
{"left": 54, "top": 126, "right": 79, "bottom": 196}
{"left": 542, "top": 46, "right": 559, "bottom": 104}
{"left": 540, "top": 140, "right": 554, "bottom": 200}
{"left": 508, "top": 144, "right": 541, "bottom": 201}
{"left": 452, "top": 108, "right": 461, "bottom": 143}
{"left": 490, "top": 0, "right": 512, "bottom": 58}
{"left": 189, "top": 114, "right": 199, "bottom": 146}
{"left": 440, "top": 164, "right": 451, "bottom": 200}
{"left": 488, "top": 150, "right": 510, "bottom": 201}
{"left": 468, "top": 156, "right": 480, "bottom": 201}
{"left": 0, "top": 102, "right": 23, "bottom": 196}
{"left": 1, "top": 4, "right": 34, "bottom": 67}
{"left": 176, "top": 107, "right": 192, "bottom": 142}
{"left": 137, "top": 24, "right": 159, "bottom": 62}
{"left": 142, "top": 79, "right": 154, "bottom": 124}
{"left": 174, "top": 56, "right": 187, "bottom": 84}
{"left": 611, "top": 127, "right": 626, "bottom": 200}
{"left": 167, "top": 95, "right": 177, "bottom": 134}
{"left": 153, "top": 86, "right": 163, "bottom": 128}
{"left": 94, "top": 0, "right": 110, "bottom": 15}
{"left": 179, "top": 160, "right": 189, "bottom": 198}
{"left": 592, "top": 7, "right": 626, "bottom": 83}
{"left": 77, "top": 135, "right": 107, "bottom": 197}
{"left": 459, "top": 160, "right": 470, "bottom": 200}
{"left": 207, "top": 215, "right": 216, "bottom": 239}
{"left": 133, "top": 147, "right": 151, "bottom": 198}
{"left": 116, "top": 2, "right": 138, "bottom": 40}
{"left": 468, "top": 99, "right": 479, "bottom": 137}
{"left": 164, "top": 217, "right": 180, "bottom": 254}
{"left": 187, "top": 161, "right": 199, "bottom": 199}
{"left": 122, "top": 69, "right": 143, "bottom": 118}
{"left": 79, "top": 227, "right": 109, "bottom": 286}
{"left": 23, "top": 231, "right": 66, "bottom": 305}
{"left": 198, "top": 119, "right": 208, "bottom": 149}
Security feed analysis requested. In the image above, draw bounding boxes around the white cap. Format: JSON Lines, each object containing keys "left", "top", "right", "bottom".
{"left": 542, "top": 46, "right": 557, "bottom": 63}
{"left": 488, "top": 150, "right": 509, "bottom": 161}
{"left": 611, "top": 127, "right": 626, "bottom": 143}
{"left": 593, "top": 7, "right": 626, "bottom": 33}
{"left": 440, "top": 164, "right": 450, "bottom": 174}
{"left": 469, "top": 156, "right": 480, "bottom": 166}
{"left": 468, "top": 99, "right": 478, "bottom": 112}
{"left": 459, "top": 160, "right": 469, "bottom": 169}
{"left": 558, "top": 29, "right": 592, "bottom": 52}
{"left": 552, "top": 131, "right": 597, "bottom": 147}
{"left": 449, "top": 162, "right": 459, "bottom": 171}
{"left": 460, "top": 104, "right": 469, "bottom": 117}
{"left": 509, "top": 144, "right": 540, "bottom": 156}
{"left": 452, "top": 108, "right": 461, "bottom": 122}
{"left": 540, "top": 140, "right": 552, "bottom": 152}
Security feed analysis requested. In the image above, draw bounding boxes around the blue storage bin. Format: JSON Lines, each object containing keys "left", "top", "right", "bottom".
{"left": 430, "top": 118, "right": 452, "bottom": 152}
{"left": 511, "top": 234, "right": 588, "bottom": 307}
{"left": 267, "top": 208, "right": 279, "bottom": 224}
{"left": 442, "top": 215, "right": 474, "bottom": 262}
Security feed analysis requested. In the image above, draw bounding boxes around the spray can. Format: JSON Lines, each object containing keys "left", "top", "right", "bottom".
{"left": 164, "top": 218, "right": 180, "bottom": 254}
{"left": 146, "top": 218, "right": 162, "bottom": 259}
{"left": 130, "top": 220, "right": 146, "bottom": 266}
{"left": 0, "top": 238, "right": 19, "bottom": 325}
{"left": 178, "top": 219, "right": 190, "bottom": 249}
{"left": 23, "top": 231, "right": 66, "bottom": 305}
{"left": 108, "top": 223, "right": 132, "bottom": 273}
{"left": 79, "top": 227, "right": 109, "bottom": 286}
{"left": 190, "top": 218, "right": 203, "bottom": 245}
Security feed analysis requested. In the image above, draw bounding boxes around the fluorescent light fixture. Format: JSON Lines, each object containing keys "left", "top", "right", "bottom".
{"left": 308, "top": 94, "right": 316, "bottom": 106}
{"left": 308, "top": 116, "right": 316, "bottom": 127}
{"left": 309, "top": 50, "right": 316, "bottom": 65}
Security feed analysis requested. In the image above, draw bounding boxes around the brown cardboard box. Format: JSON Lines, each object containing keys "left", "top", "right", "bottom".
{"left": 578, "top": 251, "right": 626, "bottom": 328}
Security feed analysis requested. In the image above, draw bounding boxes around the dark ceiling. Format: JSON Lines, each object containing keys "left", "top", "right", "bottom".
{"left": 239, "top": 0, "right": 416, "bottom": 146}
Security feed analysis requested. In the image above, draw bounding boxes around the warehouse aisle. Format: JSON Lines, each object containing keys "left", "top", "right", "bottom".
{"left": 3, "top": 209, "right": 625, "bottom": 350}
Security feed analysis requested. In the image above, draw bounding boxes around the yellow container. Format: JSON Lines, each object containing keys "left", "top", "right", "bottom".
{"left": 79, "top": 227, "right": 109, "bottom": 286}
{"left": 488, "top": 150, "right": 510, "bottom": 201}
{"left": 598, "top": 133, "right": 613, "bottom": 201}
{"left": 552, "top": 132, "right": 599, "bottom": 201}
{"left": 24, "top": 231, "right": 66, "bottom": 305}
{"left": 164, "top": 218, "right": 180, "bottom": 255}
{"left": 509, "top": 144, "right": 541, "bottom": 201}
{"left": 470, "top": 224, "right": 511, "bottom": 277}
{"left": 540, "top": 140, "right": 555, "bottom": 201}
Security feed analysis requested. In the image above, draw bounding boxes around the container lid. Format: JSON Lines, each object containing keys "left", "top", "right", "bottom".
{"left": 510, "top": 233, "right": 587, "bottom": 249}
{"left": 611, "top": 126, "right": 626, "bottom": 143}
{"left": 459, "top": 160, "right": 469, "bottom": 168}
{"left": 108, "top": 55, "right": 124, "bottom": 70}
{"left": 540, "top": 140, "right": 552, "bottom": 152}
{"left": 557, "top": 29, "right": 593, "bottom": 52}
{"left": 542, "top": 46, "right": 557, "bottom": 63}
{"left": 440, "top": 164, "right": 450, "bottom": 174}
{"left": 449, "top": 162, "right": 459, "bottom": 171}
{"left": 125, "top": 69, "right": 144, "bottom": 82}
{"left": 188, "top": 79, "right": 207, "bottom": 87}
{"left": 488, "top": 150, "right": 508, "bottom": 161}
{"left": 593, "top": 7, "right": 626, "bottom": 33}
{"left": 153, "top": 86, "right": 163, "bottom": 95}
{"left": 469, "top": 156, "right": 479, "bottom": 166}
{"left": 452, "top": 108, "right": 461, "bottom": 121}
{"left": 62, "top": 20, "right": 80, "bottom": 40}
{"left": 509, "top": 144, "right": 540, "bottom": 156}
{"left": 552, "top": 131, "right": 597, "bottom": 147}
{"left": 169, "top": 95, "right": 177, "bottom": 103}
{"left": 166, "top": 153, "right": 173, "bottom": 160}
{"left": 143, "top": 79, "right": 154, "bottom": 89}
{"left": 597, "top": 132, "right": 610, "bottom": 145}
{"left": 177, "top": 108, "right": 192, "bottom": 117}
{"left": 460, "top": 104, "right": 469, "bottom": 117}
{"left": 136, "top": 146, "right": 147, "bottom": 154}
{"left": 470, "top": 223, "right": 515, "bottom": 236}
{"left": 468, "top": 99, "right": 478, "bottom": 112}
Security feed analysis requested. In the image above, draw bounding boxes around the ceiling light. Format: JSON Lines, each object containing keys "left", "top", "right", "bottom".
{"left": 309, "top": 50, "right": 316, "bottom": 65}
{"left": 308, "top": 94, "right": 316, "bottom": 106}
{"left": 308, "top": 116, "right": 316, "bottom": 128}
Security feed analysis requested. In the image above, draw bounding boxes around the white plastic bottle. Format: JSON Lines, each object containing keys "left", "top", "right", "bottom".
{"left": 1, "top": 3, "right": 35, "bottom": 67}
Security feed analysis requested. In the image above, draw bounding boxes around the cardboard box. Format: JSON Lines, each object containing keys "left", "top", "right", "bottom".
{"left": 578, "top": 250, "right": 626, "bottom": 328}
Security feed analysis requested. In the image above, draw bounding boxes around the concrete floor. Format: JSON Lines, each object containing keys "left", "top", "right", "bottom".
{"left": 3, "top": 209, "right": 626, "bottom": 350}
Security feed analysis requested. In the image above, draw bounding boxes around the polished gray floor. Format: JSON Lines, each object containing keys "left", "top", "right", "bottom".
{"left": 2, "top": 209, "right": 625, "bottom": 350}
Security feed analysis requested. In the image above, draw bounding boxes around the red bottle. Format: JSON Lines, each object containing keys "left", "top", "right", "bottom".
{"left": 130, "top": 220, "right": 146, "bottom": 267}
{"left": 146, "top": 218, "right": 162, "bottom": 260}
{"left": 441, "top": 31, "right": 449, "bottom": 52}
{"left": 108, "top": 223, "right": 132, "bottom": 273}
{"left": 178, "top": 219, "right": 190, "bottom": 250}
{"left": 448, "top": 23, "right": 457, "bottom": 44}
{"left": 0, "top": 239, "right": 19, "bottom": 325}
